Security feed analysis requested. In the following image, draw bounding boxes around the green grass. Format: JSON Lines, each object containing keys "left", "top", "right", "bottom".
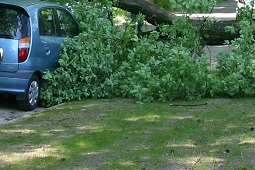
{"left": 0, "top": 98, "right": 255, "bottom": 169}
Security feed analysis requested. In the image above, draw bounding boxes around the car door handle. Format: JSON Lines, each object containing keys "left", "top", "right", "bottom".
{"left": 0, "top": 48, "right": 4, "bottom": 63}
{"left": 45, "top": 47, "right": 51, "bottom": 55}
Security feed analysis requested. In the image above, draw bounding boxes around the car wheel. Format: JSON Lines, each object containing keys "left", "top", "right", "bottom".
{"left": 19, "top": 75, "right": 40, "bottom": 111}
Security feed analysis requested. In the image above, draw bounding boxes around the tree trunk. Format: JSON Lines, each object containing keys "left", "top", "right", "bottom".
{"left": 115, "top": 0, "right": 240, "bottom": 45}
{"left": 191, "top": 20, "right": 240, "bottom": 45}
{"left": 116, "top": 0, "right": 176, "bottom": 25}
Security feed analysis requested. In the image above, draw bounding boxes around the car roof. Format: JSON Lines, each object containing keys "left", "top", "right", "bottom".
{"left": 0, "top": 0, "right": 60, "bottom": 8}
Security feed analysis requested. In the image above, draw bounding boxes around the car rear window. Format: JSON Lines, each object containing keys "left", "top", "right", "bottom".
{"left": 0, "top": 5, "right": 30, "bottom": 39}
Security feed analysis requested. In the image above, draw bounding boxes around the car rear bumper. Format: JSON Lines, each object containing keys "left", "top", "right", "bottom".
{"left": 0, "top": 70, "right": 35, "bottom": 95}
{"left": 0, "top": 77, "right": 28, "bottom": 94}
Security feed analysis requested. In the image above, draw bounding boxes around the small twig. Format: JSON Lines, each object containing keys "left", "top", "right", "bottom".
{"left": 190, "top": 155, "right": 204, "bottom": 169}
{"left": 169, "top": 102, "right": 208, "bottom": 107}
{"left": 173, "top": 121, "right": 184, "bottom": 130}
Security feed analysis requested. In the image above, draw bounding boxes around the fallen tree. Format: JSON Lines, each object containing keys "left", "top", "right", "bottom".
{"left": 192, "top": 20, "right": 240, "bottom": 45}
{"left": 114, "top": 0, "right": 241, "bottom": 45}
{"left": 116, "top": 0, "right": 176, "bottom": 25}
{"left": 41, "top": 0, "right": 255, "bottom": 106}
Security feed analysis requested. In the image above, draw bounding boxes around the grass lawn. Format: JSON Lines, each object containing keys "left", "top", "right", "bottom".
{"left": 0, "top": 98, "right": 255, "bottom": 170}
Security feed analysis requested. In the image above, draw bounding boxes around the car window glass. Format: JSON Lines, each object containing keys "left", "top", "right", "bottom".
{"left": 0, "top": 6, "right": 30, "bottom": 39}
{"left": 56, "top": 9, "right": 79, "bottom": 37}
{"left": 39, "top": 8, "right": 56, "bottom": 36}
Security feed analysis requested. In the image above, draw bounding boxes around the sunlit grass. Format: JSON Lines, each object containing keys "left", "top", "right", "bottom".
{"left": 0, "top": 98, "right": 255, "bottom": 169}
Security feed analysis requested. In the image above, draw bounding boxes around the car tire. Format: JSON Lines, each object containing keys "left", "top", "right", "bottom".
{"left": 19, "top": 75, "right": 40, "bottom": 111}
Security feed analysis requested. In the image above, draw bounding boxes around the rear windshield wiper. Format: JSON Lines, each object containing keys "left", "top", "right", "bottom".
{"left": 0, "top": 34, "right": 13, "bottom": 38}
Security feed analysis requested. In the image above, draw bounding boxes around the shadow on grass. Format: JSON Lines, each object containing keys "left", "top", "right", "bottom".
{"left": 0, "top": 98, "right": 255, "bottom": 169}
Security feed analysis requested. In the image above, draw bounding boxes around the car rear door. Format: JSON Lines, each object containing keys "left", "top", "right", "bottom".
{"left": 38, "top": 7, "right": 79, "bottom": 70}
{"left": 38, "top": 8, "right": 62, "bottom": 69}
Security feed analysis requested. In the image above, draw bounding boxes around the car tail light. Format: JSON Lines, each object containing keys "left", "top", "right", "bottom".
{"left": 18, "top": 37, "right": 30, "bottom": 63}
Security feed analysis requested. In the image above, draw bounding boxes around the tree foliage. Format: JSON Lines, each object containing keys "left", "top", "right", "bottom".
{"left": 40, "top": 0, "right": 255, "bottom": 106}
{"left": 209, "top": 9, "right": 255, "bottom": 97}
